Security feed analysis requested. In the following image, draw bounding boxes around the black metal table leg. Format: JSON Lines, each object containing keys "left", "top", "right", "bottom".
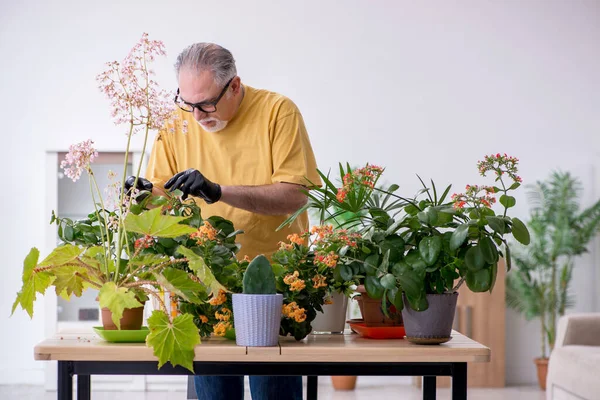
{"left": 423, "top": 376, "right": 436, "bottom": 400}
{"left": 307, "top": 376, "right": 318, "bottom": 400}
{"left": 77, "top": 375, "right": 91, "bottom": 400}
{"left": 451, "top": 363, "right": 467, "bottom": 400}
{"left": 58, "top": 361, "right": 73, "bottom": 400}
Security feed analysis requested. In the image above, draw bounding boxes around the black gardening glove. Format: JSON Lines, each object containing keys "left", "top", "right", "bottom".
{"left": 123, "top": 176, "right": 153, "bottom": 203}
{"left": 164, "top": 169, "right": 222, "bottom": 203}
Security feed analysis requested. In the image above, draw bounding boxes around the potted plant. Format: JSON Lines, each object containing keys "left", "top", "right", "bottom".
{"left": 232, "top": 255, "right": 283, "bottom": 346}
{"left": 506, "top": 171, "right": 600, "bottom": 390}
{"left": 280, "top": 154, "right": 531, "bottom": 343}
{"left": 10, "top": 33, "right": 230, "bottom": 372}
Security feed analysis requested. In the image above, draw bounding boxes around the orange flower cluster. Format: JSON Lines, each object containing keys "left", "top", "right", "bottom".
{"left": 451, "top": 185, "right": 497, "bottom": 210}
{"left": 213, "top": 321, "right": 231, "bottom": 336}
{"left": 282, "top": 301, "right": 307, "bottom": 323}
{"left": 311, "top": 225, "right": 333, "bottom": 240}
{"left": 312, "top": 274, "right": 328, "bottom": 288}
{"left": 314, "top": 251, "right": 339, "bottom": 268}
{"left": 199, "top": 315, "right": 209, "bottom": 323}
{"left": 208, "top": 289, "right": 227, "bottom": 306}
{"left": 283, "top": 271, "right": 306, "bottom": 292}
{"left": 324, "top": 296, "right": 334, "bottom": 305}
{"left": 336, "top": 164, "right": 384, "bottom": 202}
{"left": 190, "top": 221, "right": 218, "bottom": 244}
{"left": 215, "top": 307, "right": 232, "bottom": 322}
{"left": 287, "top": 233, "right": 305, "bottom": 246}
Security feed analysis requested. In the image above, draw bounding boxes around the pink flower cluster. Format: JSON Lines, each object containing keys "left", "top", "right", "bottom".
{"left": 477, "top": 153, "right": 522, "bottom": 183}
{"left": 452, "top": 185, "right": 497, "bottom": 210}
{"left": 336, "top": 164, "right": 384, "bottom": 202}
{"left": 60, "top": 139, "right": 98, "bottom": 182}
{"left": 96, "top": 33, "right": 176, "bottom": 136}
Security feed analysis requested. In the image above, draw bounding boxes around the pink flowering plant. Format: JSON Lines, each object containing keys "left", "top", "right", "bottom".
{"left": 11, "top": 33, "right": 222, "bottom": 372}
{"left": 280, "top": 155, "right": 530, "bottom": 315}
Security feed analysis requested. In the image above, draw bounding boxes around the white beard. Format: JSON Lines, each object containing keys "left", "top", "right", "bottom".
{"left": 197, "top": 118, "right": 229, "bottom": 133}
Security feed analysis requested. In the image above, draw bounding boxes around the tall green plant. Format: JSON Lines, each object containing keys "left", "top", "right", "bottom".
{"left": 506, "top": 171, "right": 600, "bottom": 358}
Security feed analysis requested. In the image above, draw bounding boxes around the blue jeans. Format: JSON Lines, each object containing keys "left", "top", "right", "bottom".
{"left": 194, "top": 375, "right": 302, "bottom": 400}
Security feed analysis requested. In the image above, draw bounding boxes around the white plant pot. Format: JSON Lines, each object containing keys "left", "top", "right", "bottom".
{"left": 311, "top": 291, "right": 349, "bottom": 334}
{"left": 232, "top": 293, "right": 283, "bottom": 347}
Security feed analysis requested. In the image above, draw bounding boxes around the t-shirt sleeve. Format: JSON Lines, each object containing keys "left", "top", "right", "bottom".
{"left": 145, "top": 130, "right": 178, "bottom": 190}
{"left": 270, "top": 105, "right": 322, "bottom": 188}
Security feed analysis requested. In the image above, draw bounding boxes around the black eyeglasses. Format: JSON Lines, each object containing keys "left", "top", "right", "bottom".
{"left": 174, "top": 77, "right": 234, "bottom": 113}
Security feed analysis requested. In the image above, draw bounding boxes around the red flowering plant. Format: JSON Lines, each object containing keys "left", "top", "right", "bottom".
{"left": 9, "top": 33, "right": 231, "bottom": 372}
{"left": 271, "top": 227, "right": 359, "bottom": 340}
{"left": 279, "top": 155, "right": 530, "bottom": 315}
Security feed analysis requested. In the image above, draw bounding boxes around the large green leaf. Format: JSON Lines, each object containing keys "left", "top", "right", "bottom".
{"left": 466, "top": 268, "right": 492, "bottom": 292}
{"left": 511, "top": 217, "right": 531, "bottom": 245}
{"left": 177, "top": 246, "right": 226, "bottom": 296}
{"left": 154, "top": 268, "right": 207, "bottom": 304}
{"left": 380, "top": 273, "right": 396, "bottom": 290}
{"left": 124, "top": 207, "right": 198, "bottom": 238}
{"left": 500, "top": 195, "right": 516, "bottom": 208}
{"left": 38, "top": 244, "right": 82, "bottom": 267}
{"left": 98, "top": 282, "right": 143, "bottom": 330}
{"left": 13, "top": 248, "right": 54, "bottom": 318}
{"left": 53, "top": 266, "right": 87, "bottom": 299}
{"left": 465, "top": 245, "right": 485, "bottom": 271}
{"left": 146, "top": 311, "right": 200, "bottom": 372}
{"left": 450, "top": 224, "right": 469, "bottom": 251}
{"left": 365, "top": 276, "right": 384, "bottom": 299}
{"left": 418, "top": 236, "right": 442, "bottom": 266}
{"left": 487, "top": 216, "right": 505, "bottom": 235}
{"left": 479, "top": 236, "right": 499, "bottom": 264}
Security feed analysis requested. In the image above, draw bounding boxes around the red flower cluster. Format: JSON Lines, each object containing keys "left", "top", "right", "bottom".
{"left": 336, "top": 164, "right": 384, "bottom": 202}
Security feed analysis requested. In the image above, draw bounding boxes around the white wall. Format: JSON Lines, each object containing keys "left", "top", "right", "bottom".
{"left": 1, "top": 0, "right": 598, "bottom": 386}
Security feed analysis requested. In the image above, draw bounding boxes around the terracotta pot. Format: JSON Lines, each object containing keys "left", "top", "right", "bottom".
{"left": 534, "top": 357, "right": 549, "bottom": 391}
{"left": 355, "top": 285, "right": 402, "bottom": 327}
{"left": 101, "top": 305, "right": 145, "bottom": 330}
{"left": 331, "top": 376, "right": 357, "bottom": 391}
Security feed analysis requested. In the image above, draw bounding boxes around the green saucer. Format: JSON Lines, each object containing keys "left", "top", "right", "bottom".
{"left": 93, "top": 326, "right": 150, "bottom": 343}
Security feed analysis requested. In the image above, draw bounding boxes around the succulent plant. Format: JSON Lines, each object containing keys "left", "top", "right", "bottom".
{"left": 243, "top": 255, "right": 276, "bottom": 294}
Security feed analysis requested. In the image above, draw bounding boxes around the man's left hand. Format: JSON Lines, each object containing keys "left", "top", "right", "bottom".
{"left": 164, "top": 169, "right": 222, "bottom": 203}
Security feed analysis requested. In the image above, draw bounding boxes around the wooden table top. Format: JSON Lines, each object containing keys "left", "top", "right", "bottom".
{"left": 34, "top": 330, "right": 490, "bottom": 364}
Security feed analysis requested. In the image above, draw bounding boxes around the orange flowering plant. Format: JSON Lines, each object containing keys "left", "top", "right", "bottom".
{"left": 271, "top": 227, "right": 357, "bottom": 340}
{"left": 279, "top": 155, "right": 531, "bottom": 314}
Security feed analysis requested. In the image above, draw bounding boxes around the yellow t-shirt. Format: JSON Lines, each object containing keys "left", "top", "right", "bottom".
{"left": 145, "top": 85, "right": 322, "bottom": 260}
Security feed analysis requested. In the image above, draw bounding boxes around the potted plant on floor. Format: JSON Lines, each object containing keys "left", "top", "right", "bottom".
{"left": 10, "top": 33, "right": 230, "bottom": 372}
{"left": 506, "top": 170, "right": 600, "bottom": 390}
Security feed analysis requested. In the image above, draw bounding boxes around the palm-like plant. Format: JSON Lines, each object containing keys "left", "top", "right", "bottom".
{"left": 506, "top": 171, "right": 600, "bottom": 358}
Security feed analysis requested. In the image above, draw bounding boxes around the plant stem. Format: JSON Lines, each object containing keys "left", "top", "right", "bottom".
{"left": 87, "top": 171, "right": 110, "bottom": 276}
{"left": 451, "top": 277, "right": 466, "bottom": 292}
{"left": 549, "top": 257, "right": 557, "bottom": 351}
{"left": 74, "top": 272, "right": 102, "bottom": 289}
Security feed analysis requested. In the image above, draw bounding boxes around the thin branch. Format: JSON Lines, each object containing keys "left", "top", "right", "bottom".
{"left": 74, "top": 272, "right": 102, "bottom": 289}
{"left": 123, "top": 280, "right": 156, "bottom": 288}
{"left": 450, "top": 277, "right": 466, "bottom": 292}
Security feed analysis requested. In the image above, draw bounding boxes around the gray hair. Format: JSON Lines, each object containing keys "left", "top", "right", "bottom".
{"left": 174, "top": 43, "right": 237, "bottom": 86}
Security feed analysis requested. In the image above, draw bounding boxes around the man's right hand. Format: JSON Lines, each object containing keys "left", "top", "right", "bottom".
{"left": 124, "top": 176, "right": 153, "bottom": 196}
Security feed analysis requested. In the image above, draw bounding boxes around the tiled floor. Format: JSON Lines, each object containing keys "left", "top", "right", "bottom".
{"left": 0, "top": 377, "right": 546, "bottom": 400}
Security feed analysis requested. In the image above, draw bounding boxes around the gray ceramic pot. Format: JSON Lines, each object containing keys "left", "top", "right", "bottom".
{"left": 401, "top": 292, "right": 458, "bottom": 344}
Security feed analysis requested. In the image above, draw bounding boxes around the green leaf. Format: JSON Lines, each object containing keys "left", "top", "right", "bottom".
{"left": 404, "top": 251, "right": 427, "bottom": 272}
{"left": 154, "top": 268, "right": 207, "bottom": 304}
{"left": 38, "top": 244, "right": 82, "bottom": 267}
{"left": 380, "top": 273, "right": 396, "bottom": 290}
{"left": 499, "top": 195, "right": 516, "bottom": 208}
{"left": 450, "top": 224, "right": 469, "bottom": 251}
{"left": 418, "top": 236, "right": 442, "bottom": 266}
{"left": 404, "top": 204, "right": 419, "bottom": 216}
{"left": 53, "top": 266, "right": 87, "bottom": 298}
{"left": 339, "top": 264, "right": 354, "bottom": 281}
{"left": 505, "top": 244, "right": 512, "bottom": 272}
{"left": 13, "top": 248, "right": 54, "bottom": 318}
{"left": 177, "top": 246, "right": 226, "bottom": 296}
{"left": 365, "top": 276, "right": 384, "bottom": 299}
{"left": 511, "top": 217, "right": 531, "bottom": 245}
{"left": 509, "top": 182, "right": 521, "bottom": 190}
{"left": 479, "top": 236, "right": 499, "bottom": 264}
{"left": 124, "top": 207, "right": 198, "bottom": 238}
{"left": 487, "top": 216, "right": 505, "bottom": 234}
{"left": 146, "top": 311, "right": 200, "bottom": 372}
{"left": 466, "top": 269, "right": 492, "bottom": 292}
{"left": 465, "top": 245, "right": 485, "bottom": 271}
{"left": 98, "top": 282, "right": 143, "bottom": 330}
{"left": 406, "top": 293, "right": 428, "bottom": 311}
{"left": 363, "top": 254, "right": 380, "bottom": 276}
{"left": 387, "top": 287, "right": 404, "bottom": 311}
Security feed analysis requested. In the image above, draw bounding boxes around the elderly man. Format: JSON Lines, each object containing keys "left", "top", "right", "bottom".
{"left": 126, "top": 43, "right": 320, "bottom": 399}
